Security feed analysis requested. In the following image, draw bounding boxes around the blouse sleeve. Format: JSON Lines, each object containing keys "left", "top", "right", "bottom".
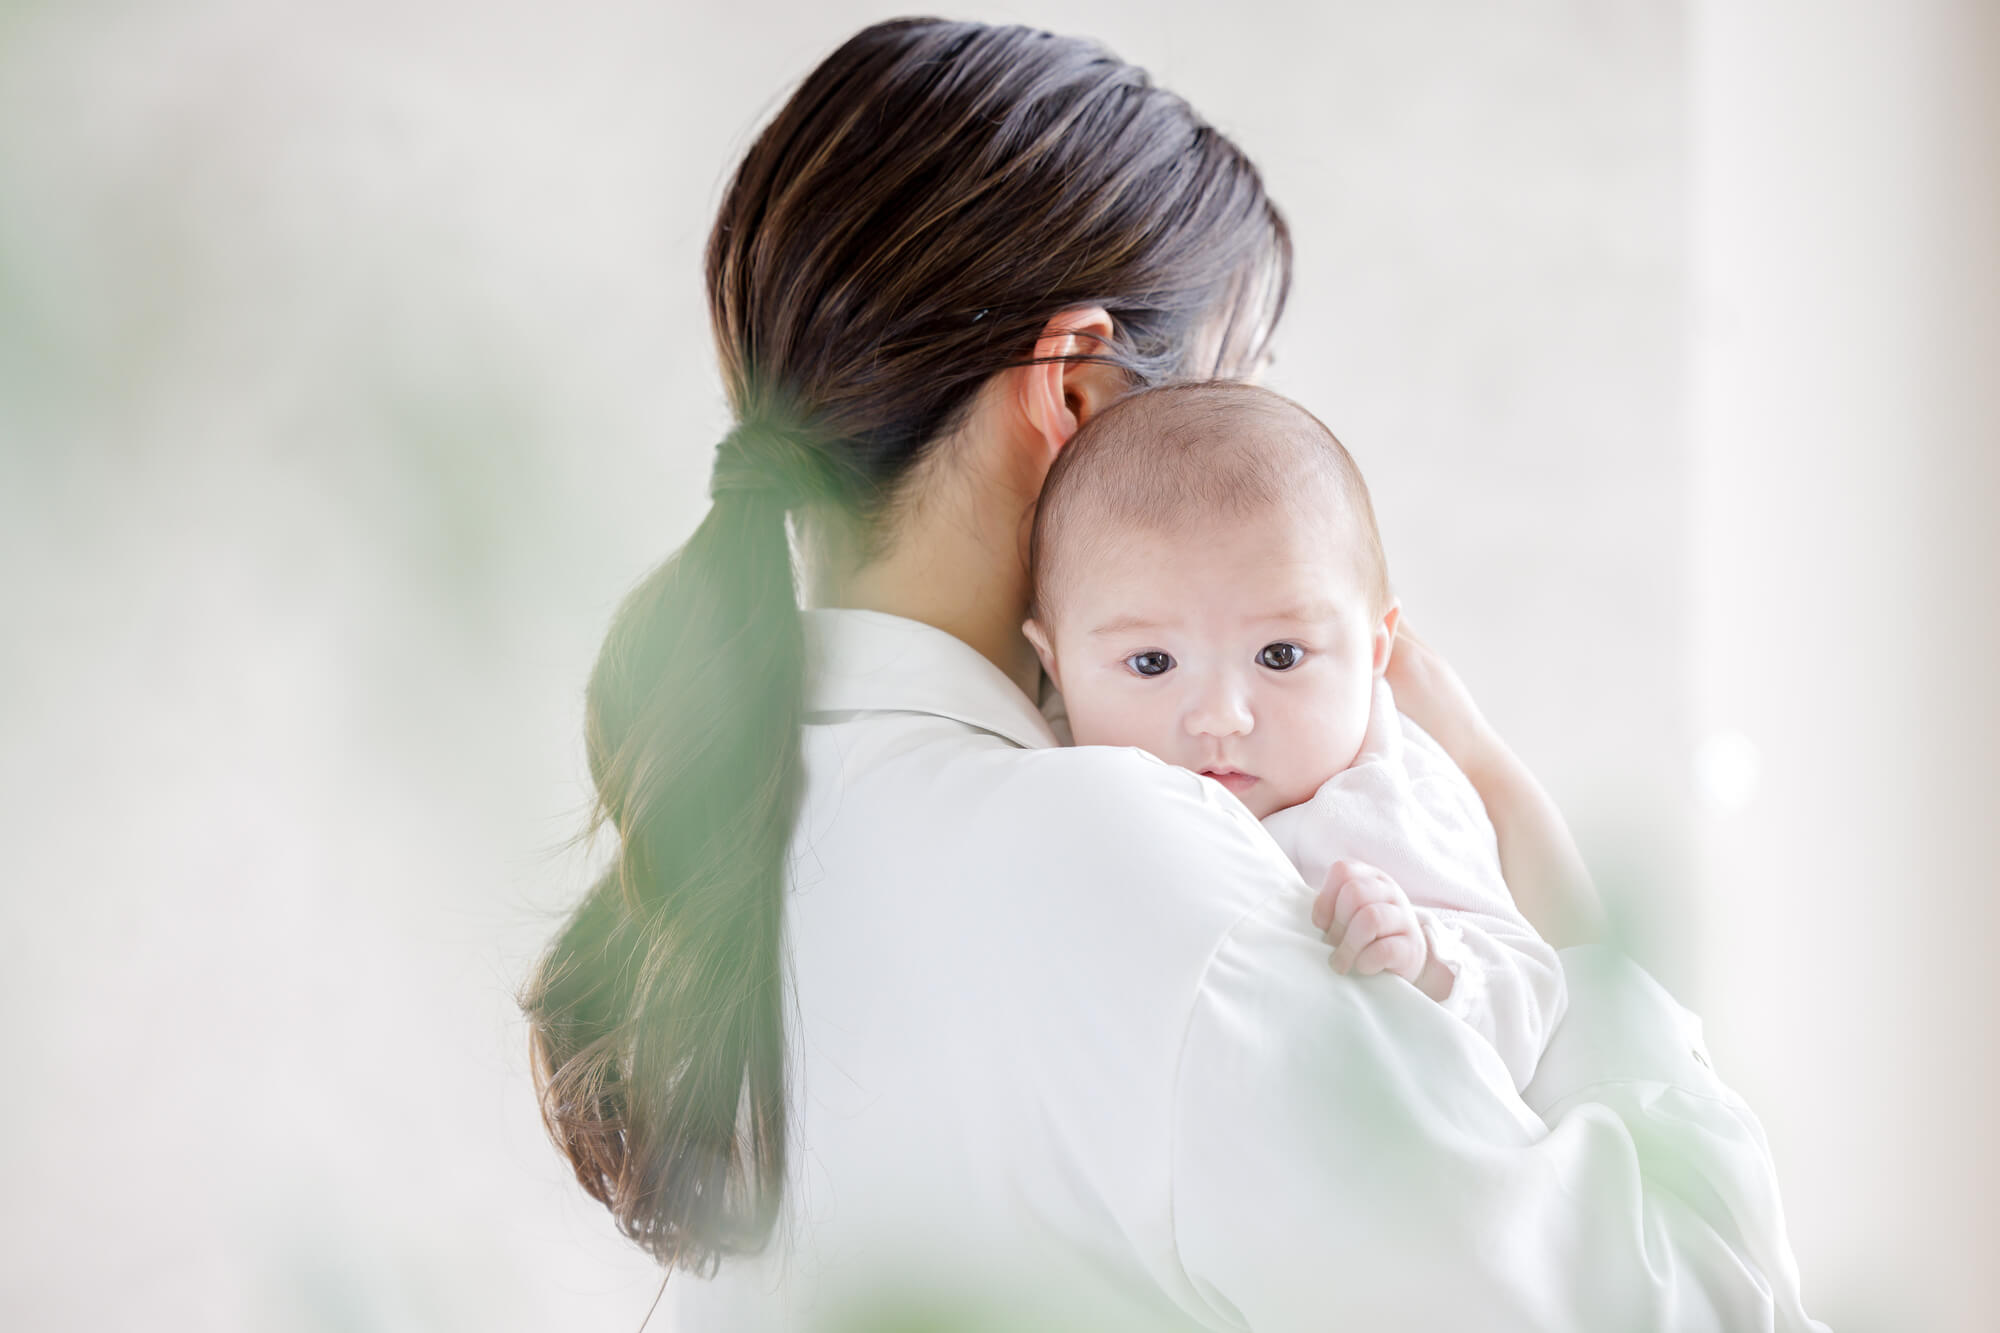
{"left": 1166, "top": 896, "right": 1823, "bottom": 1332}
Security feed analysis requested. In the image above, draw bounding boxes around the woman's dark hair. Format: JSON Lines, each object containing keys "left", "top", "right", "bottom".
{"left": 521, "top": 17, "right": 1290, "bottom": 1276}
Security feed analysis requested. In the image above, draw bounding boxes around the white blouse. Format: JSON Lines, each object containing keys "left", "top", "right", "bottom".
{"left": 666, "top": 608, "right": 1822, "bottom": 1332}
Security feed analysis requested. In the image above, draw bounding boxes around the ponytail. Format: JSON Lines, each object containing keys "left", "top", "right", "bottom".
{"left": 523, "top": 438, "right": 809, "bottom": 1273}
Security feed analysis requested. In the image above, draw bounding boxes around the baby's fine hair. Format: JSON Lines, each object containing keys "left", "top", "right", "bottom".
{"left": 1028, "top": 381, "right": 1390, "bottom": 619}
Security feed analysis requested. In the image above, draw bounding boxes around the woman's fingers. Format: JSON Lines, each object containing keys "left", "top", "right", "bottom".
{"left": 1382, "top": 617, "right": 1500, "bottom": 778}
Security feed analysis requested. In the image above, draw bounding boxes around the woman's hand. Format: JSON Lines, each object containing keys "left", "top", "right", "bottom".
{"left": 1386, "top": 619, "right": 1608, "bottom": 949}
{"left": 1384, "top": 620, "right": 1505, "bottom": 785}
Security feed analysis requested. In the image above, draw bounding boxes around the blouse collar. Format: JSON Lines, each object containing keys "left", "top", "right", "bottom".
{"left": 802, "top": 608, "right": 1061, "bottom": 751}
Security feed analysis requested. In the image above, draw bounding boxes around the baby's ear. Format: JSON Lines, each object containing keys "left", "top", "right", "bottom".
{"left": 1022, "top": 617, "right": 1060, "bottom": 687}
{"left": 1371, "top": 599, "right": 1403, "bottom": 677}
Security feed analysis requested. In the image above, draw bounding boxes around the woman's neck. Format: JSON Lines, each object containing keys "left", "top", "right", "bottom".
{"left": 814, "top": 458, "right": 1043, "bottom": 699}
{"left": 827, "top": 529, "right": 1041, "bottom": 700}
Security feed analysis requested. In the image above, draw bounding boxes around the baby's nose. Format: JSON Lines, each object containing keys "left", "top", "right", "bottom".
{"left": 1185, "top": 679, "right": 1254, "bottom": 738}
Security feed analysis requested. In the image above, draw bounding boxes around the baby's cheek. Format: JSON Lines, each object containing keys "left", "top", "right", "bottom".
{"left": 1270, "top": 684, "right": 1372, "bottom": 795}
{"left": 1067, "top": 684, "right": 1172, "bottom": 754}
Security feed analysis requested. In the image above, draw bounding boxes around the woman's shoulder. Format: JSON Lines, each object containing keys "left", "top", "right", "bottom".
{"left": 969, "top": 743, "right": 1311, "bottom": 936}
{"left": 989, "top": 740, "right": 1224, "bottom": 817}
{"left": 831, "top": 721, "right": 1249, "bottom": 844}
{"left": 981, "top": 740, "right": 1255, "bottom": 839}
{"left": 799, "top": 723, "right": 1315, "bottom": 971}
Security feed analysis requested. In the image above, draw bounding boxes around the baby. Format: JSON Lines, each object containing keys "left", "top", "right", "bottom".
{"left": 1024, "top": 381, "right": 1564, "bottom": 1089}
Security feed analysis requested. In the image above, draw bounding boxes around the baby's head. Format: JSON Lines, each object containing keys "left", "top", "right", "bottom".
{"left": 1025, "top": 382, "right": 1399, "bottom": 818}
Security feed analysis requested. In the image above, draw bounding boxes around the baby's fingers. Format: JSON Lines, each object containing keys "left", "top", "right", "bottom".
{"left": 1351, "top": 933, "right": 1423, "bottom": 981}
{"left": 1330, "top": 900, "right": 1408, "bottom": 973}
{"left": 1313, "top": 858, "right": 1388, "bottom": 933}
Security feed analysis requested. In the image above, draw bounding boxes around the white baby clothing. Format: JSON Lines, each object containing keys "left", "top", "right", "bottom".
{"left": 1262, "top": 675, "right": 1567, "bottom": 1090}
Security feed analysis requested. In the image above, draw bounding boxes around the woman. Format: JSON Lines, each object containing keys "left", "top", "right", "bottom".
{"left": 524, "top": 19, "right": 1819, "bottom": 1331}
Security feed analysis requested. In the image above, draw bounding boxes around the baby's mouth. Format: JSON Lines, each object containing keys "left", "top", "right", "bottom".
{"left": 1197, "top": 767, "right": 1259, "bottom": 796}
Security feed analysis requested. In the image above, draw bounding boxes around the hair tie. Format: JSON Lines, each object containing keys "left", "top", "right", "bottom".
{"left": 709, "top": 417, "right": 868, "bottom": 507}
{"left": 709, "top": 420, "right": 808, "bottom": 505}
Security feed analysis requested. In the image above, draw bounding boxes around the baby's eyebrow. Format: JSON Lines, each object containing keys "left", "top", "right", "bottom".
{"left": 1087, "top": 614, "right": 1168, "bottom": 636}
{"left": 1255, "top": 601, "right": 1341, "bottom": 625}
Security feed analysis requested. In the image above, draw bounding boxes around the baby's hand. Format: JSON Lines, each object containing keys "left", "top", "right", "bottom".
{"left": 1311, "top": 859, "right": 1427, "bottom": 984}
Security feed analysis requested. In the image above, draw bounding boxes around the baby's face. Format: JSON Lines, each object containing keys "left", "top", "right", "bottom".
{"left": 1029, "top": 504, "right": 1396, "bottom": 820}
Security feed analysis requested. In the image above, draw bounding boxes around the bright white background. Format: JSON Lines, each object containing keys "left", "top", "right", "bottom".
{"left": 1, "top": 1, "right": 1991, "bottom": 1329}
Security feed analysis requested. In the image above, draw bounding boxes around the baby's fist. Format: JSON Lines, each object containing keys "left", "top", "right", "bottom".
{"left": 1312, "top": 859, "right": 1427, "bottom": 984}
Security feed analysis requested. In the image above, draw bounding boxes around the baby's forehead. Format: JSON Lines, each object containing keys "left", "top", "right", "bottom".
{"left": 1030, "top": 380, "right": 1389, "bottom": 622}
{"left": 1049, "top": 500, "right": 1377, "bottom": 623}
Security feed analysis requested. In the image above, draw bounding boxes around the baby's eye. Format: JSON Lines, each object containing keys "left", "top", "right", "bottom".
{"left": 1125, "top": 650, "right": 1175, "bottom": 678}
{"left": 1257, "top": 642, "right": 1304, "bottom": 671}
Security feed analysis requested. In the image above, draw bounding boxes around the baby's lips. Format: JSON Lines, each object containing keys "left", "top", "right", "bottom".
{"left": 1199, "top": 768, "right": 1260, "bottom": 796}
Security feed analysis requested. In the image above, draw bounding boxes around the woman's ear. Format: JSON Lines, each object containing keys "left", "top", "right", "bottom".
{"left": 1022, "top": 617, "right": 1060, "bottom": 688}
{"left": 1371, "top": 599, "right": 1403, "bottom": 677}
{"left": 1018, "top": 306, "right": 1122, "bottom": 467}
